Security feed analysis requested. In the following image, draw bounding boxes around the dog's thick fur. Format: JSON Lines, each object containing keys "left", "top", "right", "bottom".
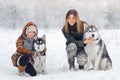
{"left": 84, "top": 25, "right": 112, "bottom": 70}
{"left": 33, "top": 35, "right": 46, "bottom": 74}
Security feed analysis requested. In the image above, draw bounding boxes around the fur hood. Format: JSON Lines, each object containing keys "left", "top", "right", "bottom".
{"left": 16, "top": 21, "right": 38, "bottom": 55}
{"left": 22, "top": 21, "right": 38, "bottom": 36}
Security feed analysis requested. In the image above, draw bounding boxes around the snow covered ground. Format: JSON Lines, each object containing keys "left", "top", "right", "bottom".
{"left": 0, "top": 28, "right": 120, "bottom": 80}
{"left": 0, "top": 0, "right": 120, "bottom": 79}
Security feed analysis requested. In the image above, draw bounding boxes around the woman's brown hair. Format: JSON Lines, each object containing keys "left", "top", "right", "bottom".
{"left": 64, "top": 9, "right": 83, "bottom": 34}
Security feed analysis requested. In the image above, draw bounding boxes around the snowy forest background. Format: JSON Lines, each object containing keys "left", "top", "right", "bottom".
{"left": 0, "top": 0, "right": 120, "bottom": 30}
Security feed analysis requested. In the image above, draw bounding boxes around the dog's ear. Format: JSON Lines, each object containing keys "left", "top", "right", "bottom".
{"left": 92, "top": 24, "right": 98, "bottom": 31}
{"left": 84, "top": 22, "right": 89, "bottom": 32}
{"left": 42, "top": 35, "right": 46, "bottom": 41}
{"left": 92, "top": 24, "right": 96, "bottom": 28}
{"left": 34, "top": 36, "right": 38, "bottom": 41}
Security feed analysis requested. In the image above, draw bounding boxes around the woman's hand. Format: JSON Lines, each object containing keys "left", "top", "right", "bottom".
{"left": 84, "top": 38, "right": 95, "bottom": 44}
{"left": 44, "top": 48, "right": 47, "bottom": 53}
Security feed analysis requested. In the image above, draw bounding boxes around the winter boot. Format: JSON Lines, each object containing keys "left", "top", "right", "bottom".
{"left": 18, "top": 71, "right": 30, "bottom": 77}
{"left": 78, "top": 65, "right": 84, "bottom": 70}
{"left": 18, "top": 66, "right": 30, "bottom": 77}
{"left": 68, "top": 59, "right": 75, "bottom": 70}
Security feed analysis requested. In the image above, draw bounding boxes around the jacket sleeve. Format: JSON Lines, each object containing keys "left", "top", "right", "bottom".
{"left": 75, "top": 40, "right": 85, "bottom": 47}
{"left": 62, "top": 27, "right": 76, "bottom": 43}
{"left": 62, "top": 27, "right": 85, "bottom": 47}
{"left": 16, "top": 36, "right": 32, "bottom": 55}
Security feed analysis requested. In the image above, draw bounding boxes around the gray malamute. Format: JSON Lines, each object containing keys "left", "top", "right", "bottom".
{"left": 33, "top": 35, "right": 46, "bottom": 74}
{"left": 84, "top": 25, "right": 112, "bottom": 70}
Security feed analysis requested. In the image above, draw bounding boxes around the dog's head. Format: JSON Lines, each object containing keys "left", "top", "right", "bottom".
{"left": 34, "top": 35, "right": 46, "bottom": 52}
{"left": 84, "top": 25, "right": 100, "bottom": 40}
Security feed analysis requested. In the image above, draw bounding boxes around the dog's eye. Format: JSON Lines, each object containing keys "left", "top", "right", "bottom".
{"left": 88, "top": 30, "right": 91, "bottom": 32}
{"left": 37, "top": 41, "right": 39, "bottom": 43}
{"left": 88, "top": 29, "right": 92, "bottom": 32}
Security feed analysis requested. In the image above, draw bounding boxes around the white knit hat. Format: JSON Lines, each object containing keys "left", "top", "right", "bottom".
{"left": 26, "top": 25, "right": 38, "bottom": 35}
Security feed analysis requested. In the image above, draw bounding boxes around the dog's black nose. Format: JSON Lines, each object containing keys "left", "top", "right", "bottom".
{"left": 37, "top": 46, "right": 40, "bottom": 49}
{"left": 92, "top": 34, "right": 94, "bottom": 37}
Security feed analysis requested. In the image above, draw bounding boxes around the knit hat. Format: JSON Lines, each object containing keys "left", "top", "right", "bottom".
{"left": 26, "top": 25, "right": 38, "bottom": 35}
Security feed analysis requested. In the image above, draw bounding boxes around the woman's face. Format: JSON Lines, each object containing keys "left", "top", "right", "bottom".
{"left": 67, "top": 14, "right": 76, "bottom": 26}
{"left": 27, "top": 31, "right": 36, "bottom": 38}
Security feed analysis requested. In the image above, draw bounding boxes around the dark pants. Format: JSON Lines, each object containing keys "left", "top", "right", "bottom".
{"left": 19, "top": 55, "right": 36, "bottom": 76}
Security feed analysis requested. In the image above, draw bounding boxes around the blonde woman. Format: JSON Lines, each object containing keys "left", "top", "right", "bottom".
{"left": 62, "top": 9, "right": 94, "bottom": 70}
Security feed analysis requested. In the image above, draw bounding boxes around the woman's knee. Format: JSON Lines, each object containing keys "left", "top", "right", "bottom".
{"left": 66, "top": 43, "right": 77, "bottom": 55}
{"left": 66, "top": 43, "right": 77, "bottom": 59}
{"left": 18, "top": 55, "right": 30, "bottom": 66}
{"left": 66, "top": 43, "right": 77, "bottom": 51}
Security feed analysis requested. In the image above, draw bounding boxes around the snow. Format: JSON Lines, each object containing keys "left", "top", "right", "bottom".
{"left": 0, "top": 0, "right": 120, "bottom": 79}
{"left": 0, "top": 28, "right": 120, "bottom": 80}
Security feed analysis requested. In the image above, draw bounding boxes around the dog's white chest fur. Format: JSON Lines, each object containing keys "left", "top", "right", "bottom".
{"left": 85, "top": 42, "right": 99, "bottom": 61}
{"left": 33, "top": 52, "right": 46, "bottom": 74}
{"left": 84, "top": 41, "right": 100, "bottom": 70}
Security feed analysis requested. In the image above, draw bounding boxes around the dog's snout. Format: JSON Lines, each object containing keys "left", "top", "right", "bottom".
{"left": 37, "top": 46, "right": 40, "bottom": 49}
{"left": 92, "top": 34, "right": 94, "bottom": 37}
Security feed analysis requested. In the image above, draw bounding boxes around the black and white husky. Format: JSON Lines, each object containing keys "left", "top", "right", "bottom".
{"left": 33, "top": 35, "right": 46, "bottom": 74}
{"left": 84, "top": 24, "right": 112, "bottom": 70}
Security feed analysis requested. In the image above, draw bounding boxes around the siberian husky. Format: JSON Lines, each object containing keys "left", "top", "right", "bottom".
{"left": 33, "top": 35, "right": 46, "bottom": 74}
{"left": 84, "top": 24, "right": 112, "bottom": 70}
